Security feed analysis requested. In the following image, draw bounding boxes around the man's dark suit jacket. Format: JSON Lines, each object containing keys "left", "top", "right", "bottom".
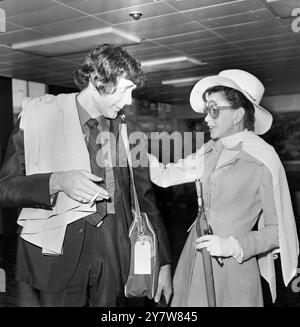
{"left": 0, "top": 115, "right": 172, "bottom": 292}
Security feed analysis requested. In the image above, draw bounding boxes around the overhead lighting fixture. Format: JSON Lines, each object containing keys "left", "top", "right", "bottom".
{"left": 0, "top": 8, "right": 5, "bottom": 32}
{"left": 11, "top": 27, "right": 141, "bottom": 56}
{"left": 264, "top": 0, "right": 299, "bottom": 19}
{"left": 129, "top": 11, "right": 143, "bottom": 20}
{"left": 142, "top": 56, "right": 205, "bottom": 67}
{"left": 161, "top": 76, "right": 204, "bottom": 87}
{"left": 12, "top": 27, "right": 141, "bottom": 49}
{"left": 141, "top": 56, "right": 206, "bottom": 73}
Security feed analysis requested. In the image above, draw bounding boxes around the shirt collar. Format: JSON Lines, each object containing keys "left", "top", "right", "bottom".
{"left": 220, "top": 129, "right": 252, "bottom": 149}
{"left": 76, "top": 94, "right": 92, "bottom": 127}
{"left": 75, "top": 95, "right": 109, "bottom": 130}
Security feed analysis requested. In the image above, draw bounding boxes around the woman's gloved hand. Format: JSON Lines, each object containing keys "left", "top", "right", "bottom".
{"left": 195, "top": 235, "right": 244, "bottom": 263}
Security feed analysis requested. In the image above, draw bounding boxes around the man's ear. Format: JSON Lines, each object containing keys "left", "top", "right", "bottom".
{"left": 234, "top": 107, "right": 245, "bottom": 124}
{"left": 88, "top": 80, "right": 98, "bottom": 92}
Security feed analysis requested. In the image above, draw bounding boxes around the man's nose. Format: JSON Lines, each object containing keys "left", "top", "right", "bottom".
{"left": 124, "top": 91, "right": 132, "bottom": 106}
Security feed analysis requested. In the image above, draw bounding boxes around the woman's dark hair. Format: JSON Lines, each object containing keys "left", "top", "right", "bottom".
{"left": 202, "top": 85, "right": 255, "bottom": 131}
{"left": 74, "top": 44, "right": 144, "bottom": 94}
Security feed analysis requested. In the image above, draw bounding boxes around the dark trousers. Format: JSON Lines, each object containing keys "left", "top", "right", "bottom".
{"left": 38, "top": 214, "right": 130, "bottom": 307}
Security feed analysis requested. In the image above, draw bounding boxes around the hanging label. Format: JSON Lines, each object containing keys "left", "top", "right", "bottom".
{"left": 134, "top": 239, "right": 151, "bottom": 274}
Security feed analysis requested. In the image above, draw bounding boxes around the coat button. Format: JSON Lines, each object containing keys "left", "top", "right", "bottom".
{"left": 78, "top": 228, "right": 84, "bottom": 234}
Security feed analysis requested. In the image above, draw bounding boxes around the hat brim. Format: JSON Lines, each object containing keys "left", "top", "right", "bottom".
{"left": 190, "top": 75, "right": 272, "bottom": 135}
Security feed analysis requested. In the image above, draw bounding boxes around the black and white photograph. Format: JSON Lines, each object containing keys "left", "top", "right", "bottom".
{"left": 0, "top": 0, "right": 299, "bottom": 315}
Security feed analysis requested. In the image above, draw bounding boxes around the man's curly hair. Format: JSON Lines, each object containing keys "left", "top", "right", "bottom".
{"left": 74, "top": 44, "right": 144, "bottom": 94}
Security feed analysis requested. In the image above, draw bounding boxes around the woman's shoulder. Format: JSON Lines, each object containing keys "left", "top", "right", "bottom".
{"left": 238, "top": 150, "right": 265, "bottom": 166}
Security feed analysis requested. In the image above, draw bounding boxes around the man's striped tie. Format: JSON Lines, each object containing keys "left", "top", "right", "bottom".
{"left": 85, "top": 118, "right": 107, "bottom": 225}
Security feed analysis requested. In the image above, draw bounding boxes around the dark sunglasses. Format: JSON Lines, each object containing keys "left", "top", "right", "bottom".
{"left": 203, "top": 100, "right": 234, "bottom": 119}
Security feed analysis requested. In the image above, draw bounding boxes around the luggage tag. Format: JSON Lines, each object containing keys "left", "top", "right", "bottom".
{"left": 141, "top": 234, "right": 155, "bottom": 257}
{"left": 134, "top": 235, "right": 151, "bottom": 274}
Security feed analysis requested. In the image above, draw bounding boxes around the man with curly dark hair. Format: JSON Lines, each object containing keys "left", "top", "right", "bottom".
{"left": 0, "top": 44, "right": 172, "bottom": 307}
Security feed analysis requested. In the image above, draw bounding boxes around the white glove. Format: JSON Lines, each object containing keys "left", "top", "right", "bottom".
{"left": 195, "top": 235, "right": 243, "bottom": 263}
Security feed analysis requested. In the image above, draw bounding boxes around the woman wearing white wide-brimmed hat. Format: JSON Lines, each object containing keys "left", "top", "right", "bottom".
{"left": 149, "top": 69, "right": 299, "bottom": 306}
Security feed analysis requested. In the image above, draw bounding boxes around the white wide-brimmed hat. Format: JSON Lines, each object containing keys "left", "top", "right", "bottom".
{"left": 190, "top": 69, "right": 272, "bottom": 135}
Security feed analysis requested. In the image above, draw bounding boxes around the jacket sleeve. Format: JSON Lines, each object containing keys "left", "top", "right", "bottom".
{"left": 128, "top": 122, "right": 173, "bottom": 266}
{"left": 148, "top": 151, "right": 202, "bottom": 188}
{"left": 148, "top": 140, "right": 214, "bottom": 188}
{"left": 236, "top": 165, "right": 279, "bottom": 261}
{"left": 0, "top": 120, "right": 53, "bottom": 210}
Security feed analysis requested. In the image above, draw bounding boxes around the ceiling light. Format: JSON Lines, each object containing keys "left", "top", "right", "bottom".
{"left": 161, "top": 76, "right": 204, "bottom": 86}
{"left": 12, "top": 27, "right": 141, "bottom": 50}
{"left": 129, "top": 11, "right": 143, "bottom": 20}
{"left": 141, "top": 56, "right": 206, "bottom": 73}
{"left": 142, "top": 56, "right": 205, "bottom": 67}
{"left": 264, "top": 0, "right": 299, "bottom": 18}
{"left": 0, "top": 8, "right": 5, "bottom": 32}
{"left": 11, "top": 27, "right": 141, "bottom": 56}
